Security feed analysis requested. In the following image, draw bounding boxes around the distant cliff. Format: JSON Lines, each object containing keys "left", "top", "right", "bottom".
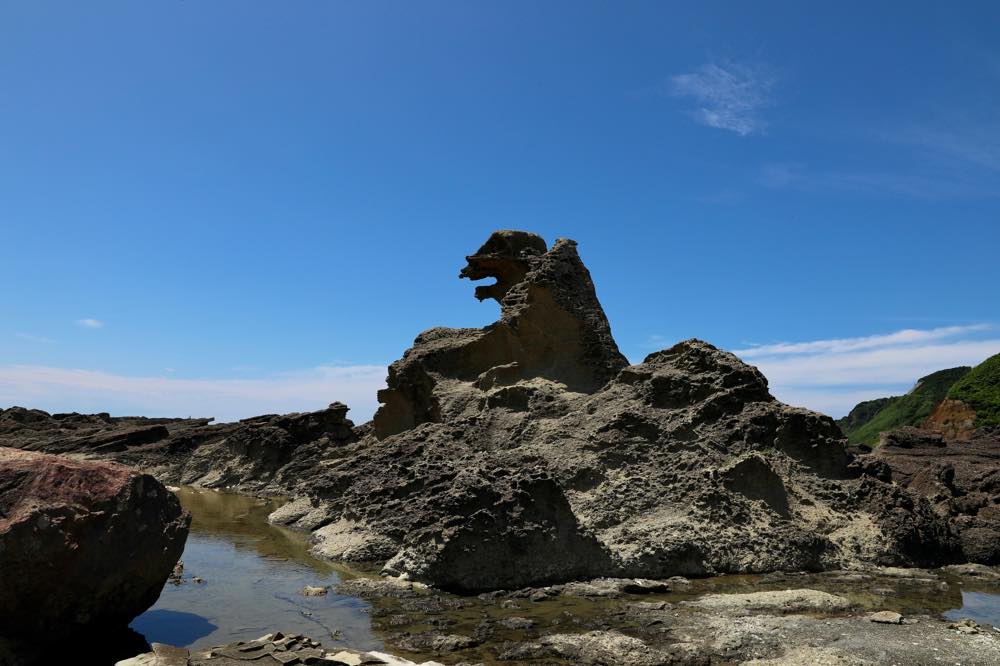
{"left": 836, "top": 367, "right": 971, "bottom": 445}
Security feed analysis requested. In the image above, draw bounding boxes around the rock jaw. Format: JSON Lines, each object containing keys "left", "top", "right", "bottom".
{"left": 372, "top": 230, "right": 628, "bottom": 440}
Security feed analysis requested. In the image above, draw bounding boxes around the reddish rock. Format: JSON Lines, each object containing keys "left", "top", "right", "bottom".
{"left": 865, "top": 426, "right": 1000, "bottom": 564}
{"left": 0, "top": 447, "right": 189, "bottom": 636}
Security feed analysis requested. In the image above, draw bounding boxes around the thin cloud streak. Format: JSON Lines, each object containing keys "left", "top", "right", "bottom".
{"left": 75, "top": 318, "right": 103, "bottom": 329}
{"left": 15, "top": 332, "right": 56, "bottom": 344}
{"left": 0, "top": 364, "right": 387, "bottom": 423}
{"left": 731, "top": 325, "right": 1000, "bottom": 418}
{"left": 670, "top": 61, "right": 776, "bottom": 136}
{"left": 735, "top": 324, "right": 990, "bottom": 357}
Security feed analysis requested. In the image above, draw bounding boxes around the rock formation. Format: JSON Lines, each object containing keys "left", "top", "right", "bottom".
{"left": 0, "top": 232, "right": 965, "bottom": 591}
{"left": 0, "top": 402, "right": 359, "bottom": 495}
{"left": 0, "top": 447, "right": 189, "bottom": 638}
{"left": 271, "top": 231, "right": 956, "bottom": 590}
{"left": 861, "top": 426, "right": 1000, "bottom": 564}
{"left": 372, "top": 231, "right": 628, "bottom": 439}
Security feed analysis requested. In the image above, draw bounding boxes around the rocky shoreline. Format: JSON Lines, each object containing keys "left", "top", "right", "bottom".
{"left": 2, "top": 231, "right": 999, "bottom": 664}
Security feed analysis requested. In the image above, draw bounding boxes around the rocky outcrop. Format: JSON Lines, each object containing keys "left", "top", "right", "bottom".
{"left": 271, "top": 232, "right": 957, "bottom": 590}
{"left": 0, "top": 232, "right": 964, "bottom": 591}
{"left": 0, "top": 447, "right": 189, "bottom": 638}
{"left": 0, "top": 402, "right": 359, "bottom": 495}
{"left": 862, "top": 426, "right": 1000, "bottom": 564}
{"left": 372, "top": 231, "right": 628, "bottom": 439}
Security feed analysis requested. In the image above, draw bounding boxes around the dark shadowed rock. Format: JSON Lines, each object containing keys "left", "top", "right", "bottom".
{"left": 0, "top": 447, "right": 189, "bottom": 638}
{"left": 863, "top": 425, "right": 1000, "bottom": 564}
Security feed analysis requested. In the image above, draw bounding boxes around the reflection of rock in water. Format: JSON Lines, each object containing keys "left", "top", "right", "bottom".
{"left": 130, "top": 610, "right": 218, "bottom": 648}
{"left": 171, "top": 488, "right": 339, "bottom": 576}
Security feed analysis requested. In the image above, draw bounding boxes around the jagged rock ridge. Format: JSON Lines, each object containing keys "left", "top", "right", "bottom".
{"left": 0, "top": 231, "right": 961, "bottom": 591}
{"left": 272, "top": 231, "right": 956, "bottom": 590}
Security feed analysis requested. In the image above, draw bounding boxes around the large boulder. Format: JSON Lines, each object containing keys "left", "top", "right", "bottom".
{"left": 0, "top": 447, "right": 189, "bottom": 637}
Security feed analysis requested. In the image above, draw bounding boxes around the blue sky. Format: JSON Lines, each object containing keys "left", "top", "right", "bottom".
{"left": 3, "top": 2, "right": 999, "bottom": 421}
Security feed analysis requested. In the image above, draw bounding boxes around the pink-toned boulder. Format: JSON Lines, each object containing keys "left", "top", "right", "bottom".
{"left": 0, "top": 447, "right": 189, "bottom": 636}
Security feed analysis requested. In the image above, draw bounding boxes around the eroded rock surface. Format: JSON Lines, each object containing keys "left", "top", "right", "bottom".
{"left": 0, "top": 402, "right": 359, "bottom": 495}
{"left": 0, "top": 232, "right": 964, "bottom": 592}
{"left": 0, "top": 447, "right": 189, "bottom": 638}
{"left": 272, "top": 231, "right": 957, "bottom": 591}
{"left": 862, "top": 426, "right": 1000, "bottom": 564}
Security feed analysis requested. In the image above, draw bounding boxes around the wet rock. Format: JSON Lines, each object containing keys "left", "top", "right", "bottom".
{"left": 686, "top": 589, "right": 852, "bottom": 614}
{"left": 950, "top": 618, "right": 981, "bottom": 634}
{"left": 0, "top": 447, "right": 189, "bottom": 637}
{"left": 540, "top": 630, "right": 704, "bottom": 666}
{"left": 302, "top": 586, "right": 328, "bottom": 596}
{"left": 393, "top": 632, "right": 478, "bottom": 654}
{"left": 868, "top": 610, "right": 903, "bottom": 624}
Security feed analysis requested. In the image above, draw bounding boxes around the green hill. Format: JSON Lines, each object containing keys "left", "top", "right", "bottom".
{"left": 947, "top": 353, "right": 1000, "bottom": 428}
{"left": 836, "top": 366, "right": 971, "bottom": 445}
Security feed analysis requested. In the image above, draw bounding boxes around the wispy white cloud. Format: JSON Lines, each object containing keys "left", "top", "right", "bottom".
{"left": 0, "top": 364, "right": 387, "bottom": 423}
{"left": 734, "top": 325, "right": 991, "bottom": 358}
{"left": 670, "top": 61, "right": 776, "bottom": 136}
{"left": 758, "top": 162, "right": 999, "bottom": 201}
{"left": 731, "top": 325, "right": 1000, "bottom": 418}
{"left": 75, "top": 318, "right": 103, "bottom": 329}
{"left": 887, "top": 124, "right": 1000, "bottom": 172}
{"left": 15, "top": 332, "right": 55, "bottom": 344}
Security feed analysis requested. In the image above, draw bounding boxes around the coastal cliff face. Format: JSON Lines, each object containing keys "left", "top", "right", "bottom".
{"left": 0, "top": 231, "right": 963, "bottom": 591}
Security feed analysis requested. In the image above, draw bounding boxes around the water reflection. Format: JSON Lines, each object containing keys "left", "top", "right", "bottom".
{"left": 130, "top": 610, "right": 216, "bottom": 646}
{"left": 131, "top": 488, "right": 379, "bottom": 651}
{"left": 945, "top": 591, "right": 1000, "bottom": 626}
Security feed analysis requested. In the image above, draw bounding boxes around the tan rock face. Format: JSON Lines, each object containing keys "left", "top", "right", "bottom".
{"left": 372, "top": 230, "right": 628, "bottom": 439}
{"left": 0, "top": 447, "right": 189, "bottom": 636}
{"left": 286, "top": 231, "right": 958, "bottom": 591}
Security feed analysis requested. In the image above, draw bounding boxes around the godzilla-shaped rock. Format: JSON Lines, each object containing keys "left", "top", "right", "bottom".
{"left": 275, "top": 231, "right": 956, "bottom": 591}
{"left": 372, "top": 230, "right": 628, "bottom": 439}
{"left": 0, "top": 447, "right": 189, "bottom": 637}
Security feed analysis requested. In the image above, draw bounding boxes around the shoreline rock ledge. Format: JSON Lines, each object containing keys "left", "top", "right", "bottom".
{"left": 0, "top": 447, "right": 189, "bottom": 639}
{"left": 274, "top": 230, "right": 958, "bottom": 591}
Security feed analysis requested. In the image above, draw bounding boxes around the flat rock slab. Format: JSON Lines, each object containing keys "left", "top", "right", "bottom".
{"left": 685, "top": 589, "right": 853, "bottom": 614}
{"left": 119, "top": 634, "right": 445, "bottom": 666}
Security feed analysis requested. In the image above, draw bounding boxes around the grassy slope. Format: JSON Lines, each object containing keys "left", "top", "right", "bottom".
{"left": 947, "top": 353, "right": 1000, "bottom": 428}
{"left": 839, "top": 366, "right": 971, "bottom": 445}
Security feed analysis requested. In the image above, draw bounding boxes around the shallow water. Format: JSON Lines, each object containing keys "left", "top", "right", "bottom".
{"left": 131, "top": 487, "right": 1000, "bottom": 660}
{"left": 131, "top": 488, "right": 380, "bottom": 651}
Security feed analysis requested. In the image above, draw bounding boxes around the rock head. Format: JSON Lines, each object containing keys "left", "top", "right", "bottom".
{"left": 372, "top": 230, "right": 628, "bottom": 439}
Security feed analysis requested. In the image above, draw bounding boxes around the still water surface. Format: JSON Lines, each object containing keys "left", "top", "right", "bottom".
{"left": 131, "top": 487, "right": 1000, "bottom": 656}
{"left": 131, "top": 488, "right": 380, "bottom": 650}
